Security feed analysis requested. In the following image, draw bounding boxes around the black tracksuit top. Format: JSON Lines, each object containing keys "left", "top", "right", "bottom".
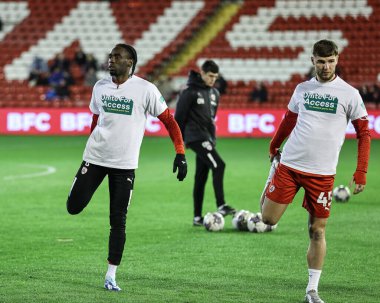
{"left": 175, "top": 70, "right": 220, "bottom": 145}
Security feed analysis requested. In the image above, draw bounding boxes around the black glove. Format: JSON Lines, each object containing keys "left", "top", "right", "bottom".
{"left": 173, "top": 154, "right": 187, "bottom": 181}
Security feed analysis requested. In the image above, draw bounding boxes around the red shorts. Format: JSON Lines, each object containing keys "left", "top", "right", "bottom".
{"left": 265, "top": 163, "right": 335, "bottom": 218}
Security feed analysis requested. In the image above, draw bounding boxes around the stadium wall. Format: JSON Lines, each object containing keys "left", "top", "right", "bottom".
{"left": 1, "top": 108, "right": 380, "bottom": 139}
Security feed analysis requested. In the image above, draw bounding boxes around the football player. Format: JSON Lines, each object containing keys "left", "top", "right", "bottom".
{"left": 66, "top": 44, "right": 187, "bottom": 291}
{"left": 261, "top": 40, "right": 370, "bottom": 303}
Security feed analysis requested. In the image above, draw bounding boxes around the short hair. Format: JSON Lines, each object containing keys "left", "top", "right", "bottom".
{"left": 201, "top": 60, "right": 219, "bottom": 74}
{"left": 115, "top": 43, "right": 138, "bottom": 75}
{"left": 312, "top": 40, "right": 339, "bottom": 57}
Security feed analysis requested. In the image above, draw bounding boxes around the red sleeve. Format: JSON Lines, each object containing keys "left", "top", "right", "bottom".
{"left": 90, "top": 114, "right": 99, "bottom": 133}
{"left": 269, "top": 110, "right": 298, "bottom": 155}
{"left": 157, "top": 108, "right": 185, "bottom": 154}
{"left": 351, "top": 117, "right": 371, "bottom": 185}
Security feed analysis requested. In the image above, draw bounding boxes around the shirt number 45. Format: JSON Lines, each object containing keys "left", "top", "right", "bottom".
{"left": 317, "top": 191, "right": 332, "bottom": 211}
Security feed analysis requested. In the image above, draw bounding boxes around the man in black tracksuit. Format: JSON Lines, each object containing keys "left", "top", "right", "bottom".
{"left": 175, "top": 60, "right": 236, "bottom": 226}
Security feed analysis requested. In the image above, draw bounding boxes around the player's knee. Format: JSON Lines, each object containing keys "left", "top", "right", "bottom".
{"left": 67, "top": 206, "right": 81, "bottom": 215}
{"left": 214, "top": 160, "right": 225, "bottom": 172}
{"left": 220, "top": 160, "right": 226, "bottom": 170}
{"left": 308, "top": 225, "right": 325, "bottom": 240}
{"left": 66, "top": 200, "right": 82, "bottom": 215}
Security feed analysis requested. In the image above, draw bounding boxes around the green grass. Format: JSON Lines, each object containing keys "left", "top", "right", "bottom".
{"left": 0, "top": 136, "right": 379, "bottom": 303}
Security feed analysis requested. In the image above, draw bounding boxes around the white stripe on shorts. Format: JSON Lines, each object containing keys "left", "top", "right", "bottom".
{"left": 68, "top": 177, "right": 77, "bottom": 197}
{"left": 207, "top": 153, "right": 218, "bottom": 168}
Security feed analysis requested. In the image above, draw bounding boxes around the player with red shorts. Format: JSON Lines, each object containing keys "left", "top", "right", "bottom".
{"left": 261, "top": 40, "right": 371, "bottom": 303}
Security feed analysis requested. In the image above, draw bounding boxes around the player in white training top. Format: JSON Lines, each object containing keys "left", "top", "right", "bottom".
{"left": 66, "top": 44, "right": 187, "bottom": 291}
{"left": 261, "top": 40, "right": 371, "bottom": 303}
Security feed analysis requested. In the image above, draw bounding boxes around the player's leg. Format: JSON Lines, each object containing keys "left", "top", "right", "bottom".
{"left": 260, "top": 154, "right": 280, "bottom": 212}
{"left": 307, "top": 215, "right": 327, "bottom": 271}
{"left": 302, "top": 175, "right": 333, "bottom": 303}
{"left": 66, "top": 161, "right": 106, "bottom": 215}
{"left": 193, "top": 153, "right": 209, "bottom": 224}
{"left": 105, "top": 168, "right": 135, "bottom": 291}
{"left": 262, "top": 163, "right": 299, "bottom": 225}
{"left": 261, "top": 197, "right": 288, "bottom": 225}
{"left": 188, "top": 141, "right": 235, "bottom": 215}
{"left": 305, "top": 215, "right": 327, "bottom": 303}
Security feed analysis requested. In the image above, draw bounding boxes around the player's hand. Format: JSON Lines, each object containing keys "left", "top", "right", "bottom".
{"left": 173, "top": 154, "right": 187, "bottom": 181}
{"left": 269, "top": 149, "right": 281, "bottom": 163}
{"left": 350, "top": 170, "right": 366, "bottom": 194}
{"left": 349, "top": 176, "right": 365, "bottom": 195}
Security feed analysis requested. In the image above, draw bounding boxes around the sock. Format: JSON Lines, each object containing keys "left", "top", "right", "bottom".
{"left": 194, "top": 216, "right": 202, "bottom": 221}
{"left": 306, "top": 269, "right": 322, "bottom": 293}
{"left": 106, "top": 263, "right": 118, "bottom": 280}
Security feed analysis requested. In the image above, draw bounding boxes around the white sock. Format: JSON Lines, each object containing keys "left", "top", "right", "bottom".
{"left": 306, "top": 269, "right": 322, "bottom": 293}
{"left": 106, "top": 263, "right": 118, "bottom": 280}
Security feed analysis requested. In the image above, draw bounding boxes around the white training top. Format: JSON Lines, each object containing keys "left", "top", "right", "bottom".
{"left": 83, "top": 75, "right": 167, "bottom": 169}
{"left": 281, "top": 76, "right": 367, "bottom": 175}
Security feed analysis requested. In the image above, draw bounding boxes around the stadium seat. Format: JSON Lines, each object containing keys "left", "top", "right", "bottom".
{"left": 0, "top": 0, "right": 379, "bottom": 108}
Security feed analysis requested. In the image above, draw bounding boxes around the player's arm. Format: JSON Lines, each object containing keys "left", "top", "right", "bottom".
{"left": 350, "top": 116, "right": 371, "bottom": 194}
{"left": 269, "top": 109, "right": 298, "bottom": 160}
{"left": 90, "top": 114, "right": 99, "bottom": 133}
{"left": 157, "top": 108, "right": 187, "bottom": 181}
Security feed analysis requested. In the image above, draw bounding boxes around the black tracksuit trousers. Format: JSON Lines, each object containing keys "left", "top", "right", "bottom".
{"left": 187, "top": 141, "right": 226, "bottom": 218}
{"left": 66, "top": 161, "right": 135, "bottom": 266}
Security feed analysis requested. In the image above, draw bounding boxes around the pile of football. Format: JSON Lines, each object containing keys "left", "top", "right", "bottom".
{"left": 203, "top": 210, "right": 277, "bottom": 233}
{"left": 232, "top": 210, "right": 277, "bottom": 233}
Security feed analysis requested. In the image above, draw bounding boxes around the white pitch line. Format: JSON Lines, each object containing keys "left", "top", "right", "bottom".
{"left": 3, "top": 164, "right": 57, "bottom": 180}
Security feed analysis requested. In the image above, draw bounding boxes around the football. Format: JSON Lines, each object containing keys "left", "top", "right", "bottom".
{"left": 333, "top": 185, "right": 351, "bottom": 202}
{"left": 247, "top": 212, "right": 277, "bottom": 233}
{"left": 231, "top": 210, "right": 252, "bottom": 231}
{"left": 203, "top": 212, "right": 225, "bottom": 232}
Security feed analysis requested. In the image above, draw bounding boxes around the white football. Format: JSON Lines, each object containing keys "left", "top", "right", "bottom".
{"left": 231, "top": 210, "right": 252, "bottom": 231}
{"left": 247, "top": 212, "right": 277, "bottom": 233}
{"left": 203, "top": 212, "right": 225, "bottom": 232}
{"left": 333, "top": 185, "right": 351, "bottom": 202}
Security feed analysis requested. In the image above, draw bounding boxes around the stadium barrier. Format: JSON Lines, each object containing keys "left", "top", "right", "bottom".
{"left": 1, "top": 108, "right": 380, "bottom": 139}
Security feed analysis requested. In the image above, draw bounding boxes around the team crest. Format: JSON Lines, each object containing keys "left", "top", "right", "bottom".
{"left": 269, "top": 185, "right": 275, "bottom": 193}
{"left": 81, "top": 167, "right": 88, "bottom": 174}
{"left": 202, "top": 141, "right": 213, "bottom": 151}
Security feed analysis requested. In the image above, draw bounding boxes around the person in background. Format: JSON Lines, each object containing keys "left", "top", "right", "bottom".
{"left": 66, "top": 43, "right": 187, "bottom": 291}
{"left": 28, "top": 56, "right": 49, "bottom": 86}
{"left": 261, "top": 40, "right": 371, "bottom": 303}
{"left": 84, "top": 66, "right": 98, "bottom": 87}
{"left": 175, "top": 60, "right": 236, "bottom": 226}
{"left": 249, "top": 81, "right": 268, "bottom": 103}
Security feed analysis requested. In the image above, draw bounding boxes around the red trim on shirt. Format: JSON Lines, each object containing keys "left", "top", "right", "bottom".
{"left": 269, "top": 109, "right": 298, "bottom": 156}
{"left": 90, "top": 114, "right": 99, "bottom": 133}
{"left": 352, "top": 117, "right": 371, "bottom": 185}
{"left": 157, "top": 108, "right": 185, "bottom": 154}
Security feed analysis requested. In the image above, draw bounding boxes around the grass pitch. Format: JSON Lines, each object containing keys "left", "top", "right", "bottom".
{"left": 0, "top": 136, "right": 379, "bottom": 303}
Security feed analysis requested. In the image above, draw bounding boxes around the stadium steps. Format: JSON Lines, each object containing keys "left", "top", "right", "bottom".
{"left": 163, "top": 1, "right": 242, "bottom": 76}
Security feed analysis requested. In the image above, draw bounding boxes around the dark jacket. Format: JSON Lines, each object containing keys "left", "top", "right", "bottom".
{"left": 175, "top": 70, "right": 220, "bottom": 145}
